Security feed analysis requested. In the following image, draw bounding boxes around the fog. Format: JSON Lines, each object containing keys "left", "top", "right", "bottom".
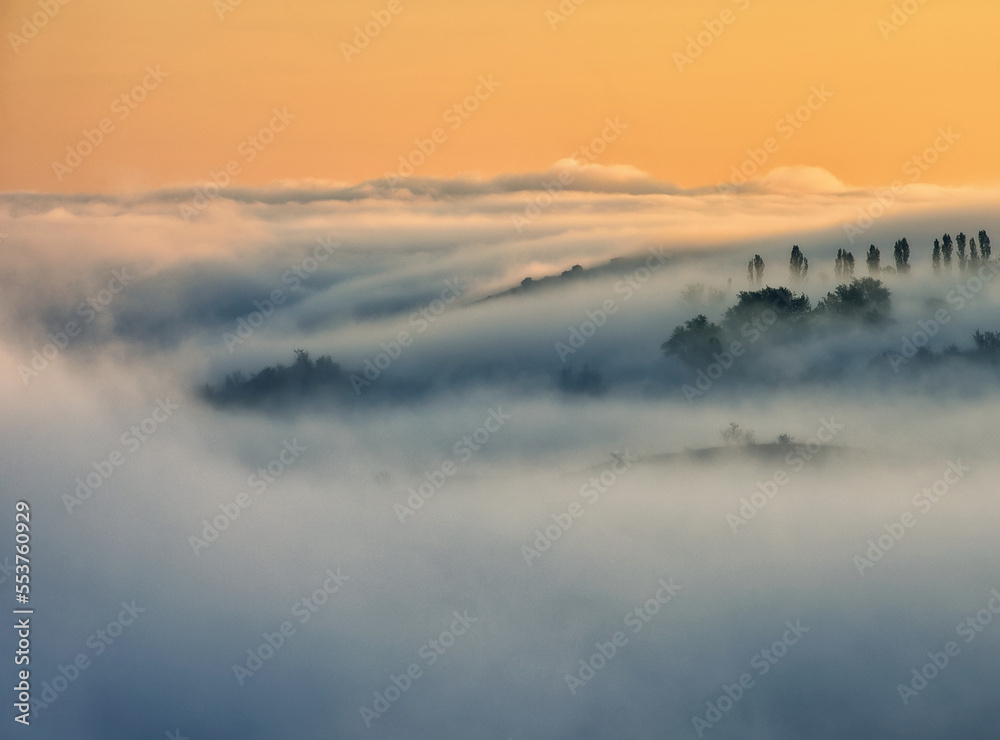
{"left": 2, "top": 168, "right": 1000, "bottom": 739}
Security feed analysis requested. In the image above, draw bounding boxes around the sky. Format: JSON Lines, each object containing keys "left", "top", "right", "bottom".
{"left": 3, "top": 0, "right": 1000, "bottom": 193}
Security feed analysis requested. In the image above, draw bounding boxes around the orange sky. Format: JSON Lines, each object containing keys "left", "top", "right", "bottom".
{"left": 1, "top": 0, "right": 998, "bottom": 193}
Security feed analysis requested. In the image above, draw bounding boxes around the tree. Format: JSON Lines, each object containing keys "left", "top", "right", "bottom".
{"left": 979, "top": 230, "right": 992, "bottom": 261}
{"left": 866, "top": 245, "right": 881, "bottom": 276}
{"left": 789, "top": 246, "right": 809, "bottom": 283}
{"left": 956, "top": 232, "right": 967, "bottom": 271}
{"left": 662, "top": 315, "right": 724, "bottom": 368}
{"left": 747, "top": 254, "right": 765, "bottom": 287}
{"left": 722, "top": 286, "right": 810, "bottom": 333}
{"left": 835, "top": 249, "right": 855, "bottom": 281}
{"left": 893, "top": 238, "right": 910, "bottom": 274}
{"left": 722, "top": 423, "right": 756, "bottom": 447}
{"left": 817, "top": 277, "right": 892, "bottom": 323}
{"left": 932, "top": 239, "right": 942, "bottom": 275}
{"left": 970, "top": 237, "right": 980, "bottom": 267}
{"left": 941, "top": 234, "right": 953, "bottom": 272}
{"left": 202, "top": 351, "right": 347, "bottom": 406}
{"left": 973, "top": 330, "right": 1000, "bottom": 354}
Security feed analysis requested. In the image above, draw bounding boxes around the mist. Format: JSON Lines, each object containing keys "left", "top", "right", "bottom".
{"left": 2, "top": 170, "right": 1000, "bottom": 739}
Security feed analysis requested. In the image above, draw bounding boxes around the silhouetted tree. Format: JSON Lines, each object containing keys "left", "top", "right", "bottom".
{"left": 866, "top": 245, "right": 881, "bottom": 276}
{"left": 941, "top": 234, "right": 953, "bottom": 272}
{"left": 662, "top": 315, "right": 724, "bottom": 368}
{"left": 817, "top": 277, "right": 892, "bottom": 323}
{"left": 789, "top": 246, "right": 808, "bottom": 283}
{"left": 979, "top": 230, "right": 992, "bottom": 261}
{"left": 893, "top": 238, "right": 910, "bottom": 274}
{"left": 970, "top": 237, "right": 980, "bottom": 267}
{"left": 956, "top": 232, "right": 967, "bottom": 271}
{"left": 973, "top": 330, "right": 1000, "bottom": 354}
{"left": 202, "top": 351, "right": 347, "bottom": 406}
{"left": 835, "top": 249, "right": 855, "bottom": 281}
{"left": 747, "top": 254, "right": 765, "bottom": 287}
{"left": 722, "top": 423, "right": 756, "bottom": 446}
{"left": 932, "top": 239, "right": 942, "bottom": 275}
{"left": 722, "top": 286, "right": 811, "bottom": 333}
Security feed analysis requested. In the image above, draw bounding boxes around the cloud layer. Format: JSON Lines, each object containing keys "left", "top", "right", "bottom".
{"left": 2, "top": 173, "right": 1000, "bottom": 739}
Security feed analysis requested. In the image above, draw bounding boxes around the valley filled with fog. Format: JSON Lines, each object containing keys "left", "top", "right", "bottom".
{"left": 2, "top": 168, "right": 999, "bottom": 739}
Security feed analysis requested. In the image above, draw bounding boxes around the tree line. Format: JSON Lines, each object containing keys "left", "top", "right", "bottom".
{"left": 745, "top": 230, "right": 991, "bottom": 287}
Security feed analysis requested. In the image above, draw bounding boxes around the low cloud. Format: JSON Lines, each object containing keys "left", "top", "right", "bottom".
{"left": 2, "top": 171, "right": 1000, "bottom": 738}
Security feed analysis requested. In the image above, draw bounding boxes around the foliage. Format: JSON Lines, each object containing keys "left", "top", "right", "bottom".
{"left": 789, "top": 246, "right": 808, "bottom": 283}
{"left": 661, "top": 315, "right": 724, "bottom": 368}
{"left": 747, "top": 255, "right": 765, "bottom": 287}
{"left": 722, "top": 286, "right": 810, "bottom": 332}
{"left": 893, "top": 238, "right": 910, "bottom": 274}
{"left": 721, "top": 423, "right": 756, "bottom": 446}
{"left": 866, "top": 245, "right": 881, "bottom": 276}
{"left": 203, "top": 350, "right": 347, "bottom": 406}
{"left": 835, "top": 249, "right": 855, "bottom": 280}
{"left": 817, "top": 277, "right": 892, "bottom": 323}
{"left": 973, "top": 330, "right": 1000, "bottom": 354}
